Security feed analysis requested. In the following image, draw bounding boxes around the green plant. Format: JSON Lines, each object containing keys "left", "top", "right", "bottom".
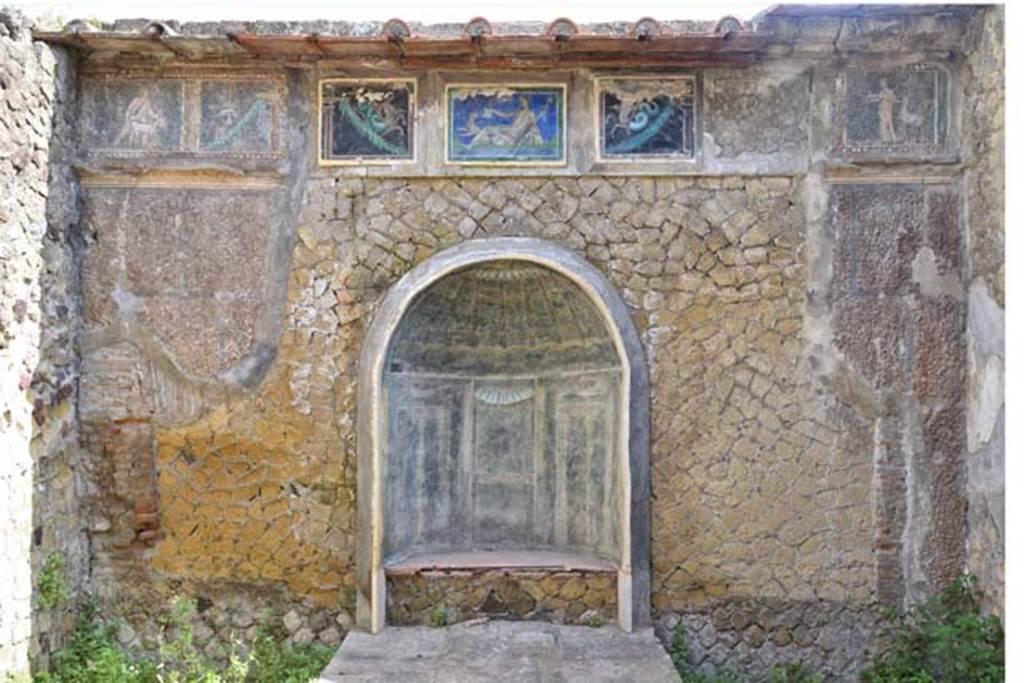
{"left": 246, "top": 624, "right": 332, "bottom": 683}
{"left": 37, "top": 554, "right": 71, "bottom": 609}
{"left": 154, "top": 597, "right": 222, "bottom": 683}
{"left": 35, "top": 600, "right": 334, "bottom": 683}
{"left": 767, "top": 661, "right": 823, "bottom": 683}
{"left": 33, "top": 600, "right": 156, "bottom": 683}
{"left": 667, "top": 623, "right": 740, "bottom": 683}
{"left": 861, "top": 573, "right": 1004, "bottom": 683}
{"left": 429, "top": 605, "right": 449, "bottom": 627}
{"left": 582, "top": 614, "right": 604, "bottom": 628}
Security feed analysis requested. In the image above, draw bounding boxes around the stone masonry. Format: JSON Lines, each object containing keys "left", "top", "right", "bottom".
{"left": 0, "top": 9, "right": 87, "bottom": 678}
{"left": 0, "top": 5, "right": 1005, "bottom": 681}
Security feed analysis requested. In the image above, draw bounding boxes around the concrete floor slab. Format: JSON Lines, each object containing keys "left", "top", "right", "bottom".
{"left": 318, "top": 620, "right": 681, "bottom": 682}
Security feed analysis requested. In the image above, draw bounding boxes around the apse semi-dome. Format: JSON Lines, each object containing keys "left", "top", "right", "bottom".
{"left": 386, "top": 260, "right": 619, "bottom": 376}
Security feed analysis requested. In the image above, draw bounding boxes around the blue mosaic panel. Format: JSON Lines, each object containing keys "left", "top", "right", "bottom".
{"left": 447, "top": 86, "right": 565, "bottom": 163}
{"left": 320, "top": 80, "right": 414, "bottom": 161}
{"left": 598, "top": 78, "right": 695, "bottom": 159}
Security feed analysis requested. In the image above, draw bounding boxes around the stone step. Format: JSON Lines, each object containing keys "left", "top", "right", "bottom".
{"left": 318, "top": 620, "right": 681, "bottom": 682}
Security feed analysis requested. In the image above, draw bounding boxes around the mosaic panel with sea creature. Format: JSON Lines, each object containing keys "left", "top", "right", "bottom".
{"left": 320, "top": 79, "right": 414, "bottom": 162}
{"left": 199, "top": 81, "right": 278, "bottom": 154}
{"left": 597, "top": 77, "right": 695, "bottom": 159}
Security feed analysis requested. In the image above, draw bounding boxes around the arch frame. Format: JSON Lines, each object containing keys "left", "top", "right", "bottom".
{"left": 355, "top": 237, "right": 651, "bottom": 632}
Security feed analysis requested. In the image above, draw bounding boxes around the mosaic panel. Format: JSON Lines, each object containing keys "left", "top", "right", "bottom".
{"left": 80, "top": 80, "right": 184, "bottom": 152}
{"left": 79, "top": 76, "right": 285, "bottom": 158}
{"left": 446, "top": 85, "right": 565, "bottom": 164}
{"left": 597, "top": 77, "right": 695, "bottom": 160}
{"left": 836, "top": 66, "right": 950, "bottom": 157}
{"left": 319, "top": 79, "right": 414, "bottom": 162}
{"left": 199, "top": 81, "right": 277, "bottom": 154}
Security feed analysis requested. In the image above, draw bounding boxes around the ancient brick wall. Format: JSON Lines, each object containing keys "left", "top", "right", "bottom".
{"left": 6, "top": 4, "right": 1002, "bottom": 682}
{"left": 0, "top": 9, "right": 86, "bottom": 677}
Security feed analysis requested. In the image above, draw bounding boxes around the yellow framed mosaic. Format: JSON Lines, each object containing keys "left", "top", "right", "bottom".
{"left": 318, "top": 78, "right": 416, "bottom": 165}
{"left": 444, "top": 84, "right": 567, "bottom": 166}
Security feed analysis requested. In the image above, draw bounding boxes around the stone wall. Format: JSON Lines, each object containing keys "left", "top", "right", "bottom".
{"left": 962, "top": 5, "right": 1004, "bottom": 615}
{"left": 79, "top": 171, "right": 887, "bottom": 678}
{"left": 387, "top": 570, "right": 618, "bottom": 627}
{"left": 0, "top": 8, "right": 86, "bottom": 678}
{"left": 3, "top": 4, "right": 1003, "bottom": 681}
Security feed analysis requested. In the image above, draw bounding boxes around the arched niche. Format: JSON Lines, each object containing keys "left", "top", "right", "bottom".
{"left": 356, "top": 238, "right": 650, "bottom": 633}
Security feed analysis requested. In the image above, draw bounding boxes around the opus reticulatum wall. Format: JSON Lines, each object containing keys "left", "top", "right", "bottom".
{"left": 0, "top": 4, "right": 1004, "bottom": 681}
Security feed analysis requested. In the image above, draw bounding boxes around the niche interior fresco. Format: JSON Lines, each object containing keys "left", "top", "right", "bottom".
{"left": 319, "top": 79, "right": 415, "bottom": 162}
{"left": 597, "top": 77, "right": 696, "bottom": 159}
{"left": 382, "top": 260, "right": 622, "bottom": 566}
{"left": 446, "top": 85, "right": 566, "bottom": 164}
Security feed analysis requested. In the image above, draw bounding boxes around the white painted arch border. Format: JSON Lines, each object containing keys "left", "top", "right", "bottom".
{"left": 355, "top": 237, "right": 652, "bottom": 633}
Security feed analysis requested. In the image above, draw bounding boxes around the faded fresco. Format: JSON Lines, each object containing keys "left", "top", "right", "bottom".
{"left": 199, "top": 81, "right": 277, "bottom": 154}
{"left": 598, "top": 77, "right": 695, "bottom": 159}
{"left": 79, "top": 80, "right": 184, "bottom": 152}
{"left": 382, "top": 261, "right": 621, "bottom": 564}
{"left": 78, "top": 77, "right": 284, "bottom": 157}
{"left": 447, "top": 86, "right": 565, "bottom": 163}
{"left": 320, "top": 80, "right": 414, "bottom": 161}
{"left": 838, "top": 67, "right": 949, "bottom": 156}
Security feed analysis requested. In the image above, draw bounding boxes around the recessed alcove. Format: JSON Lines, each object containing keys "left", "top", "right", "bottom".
{"left": 383, "top": 260, "right": 622, "bottom": 573}
{"left": 357, "top": 238, "right": 651, "bottom": 634}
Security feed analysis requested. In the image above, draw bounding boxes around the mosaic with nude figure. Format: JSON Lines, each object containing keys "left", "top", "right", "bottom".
{"left": 447, "top": 86, "right": 565, "bottom": 164}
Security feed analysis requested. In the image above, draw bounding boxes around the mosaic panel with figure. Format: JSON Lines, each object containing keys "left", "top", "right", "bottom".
{"left": 836, "top": 66, "right": 950, "bottom": 157}
{"left": 79, "top": 80, "right": 184, "bottom": 153}
{"left": 320, "top": 79, "right": 414, "bottom": 162}
{"left": 597, "top": 77, "right": 696, "bottom": 159}
{"left": 199, "top": 81, "right": 278, "bottom": 154}
{"left": 446, "top": 85, "right": 565, "bottom": 164}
